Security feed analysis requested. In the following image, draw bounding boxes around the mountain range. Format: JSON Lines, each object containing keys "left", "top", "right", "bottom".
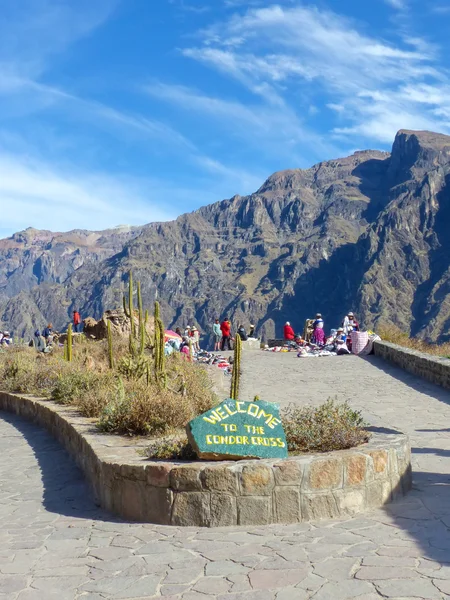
{"left": 1, "top": 129, "right": 450, "bottom": 343}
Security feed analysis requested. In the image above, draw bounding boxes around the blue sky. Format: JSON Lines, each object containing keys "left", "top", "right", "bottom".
{"left": 1, "top": 0, "right": 450, "bottom": 236}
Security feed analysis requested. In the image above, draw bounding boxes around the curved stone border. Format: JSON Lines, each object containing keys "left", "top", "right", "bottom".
{"left": 0, "top": 391, "right": 412, "bottom": 527}
{"left": 374, "top": 340, "right": 450, "bottom": 389}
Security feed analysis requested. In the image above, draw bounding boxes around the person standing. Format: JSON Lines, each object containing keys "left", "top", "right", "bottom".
{"left": 191, "top": 326, "right": 200, "bottom": 352}
{"left": 42, "top": 323, "right": 53, "bottom": 346}
{"left": 73, "top": 310, "right": 82, "bottom": 333}
{"left": 220, "top": 317, "right": 232, "bottom": 351}
{"left": 212, "top": 318, "right": 222, "bottom": 351}
{"left": 284, "top": 321, "right": 295, "bottom": 341}
{"left": 312, "top": 313, "right": 325, "bottom": 346}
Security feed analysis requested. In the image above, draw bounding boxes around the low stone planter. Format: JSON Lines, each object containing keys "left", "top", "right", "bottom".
{"left": 0, "top": 391, "right": 412, "bottom": 527}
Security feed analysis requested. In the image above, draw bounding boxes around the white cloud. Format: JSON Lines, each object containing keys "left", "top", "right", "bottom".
{"left": 383, "top": 0, "right": 408, "bottom": 10}
{"left": 181, "top": 4, "right": 450, "bottom": 145}
{"left": 144, "top": 81, "right": 338, "bottom": 164}
{"left": 0, "top": 152, "right": 174, "bottom": 234}
{"left": 0, "top": 0, "right": 118, "bottom": 79}
{"left": 431, "top": 4, "right": 450, "bottom": 14}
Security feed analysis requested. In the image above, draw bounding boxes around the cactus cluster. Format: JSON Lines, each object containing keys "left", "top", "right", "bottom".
{"left": 230, "top": 333, "right": 242, "bottom": 400}
{"left": 119, "top": 272, "right": 167, "bottom": 386}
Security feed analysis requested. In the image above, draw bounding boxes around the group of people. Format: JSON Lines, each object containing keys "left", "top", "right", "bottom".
{"left": 284, "top": 311, "right": 360, "bottom": 354}
{"left": 171, "top": 318, "right": 256, "bottom": 356}
{"left": 32, "top": 311, "right": 83, "bottom": 353}
{"left": 213, "top": 319, "right": 255, "bottom": 351}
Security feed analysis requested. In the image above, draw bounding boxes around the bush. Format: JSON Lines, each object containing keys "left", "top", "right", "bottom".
{"left": 144, "top": 436, "right": 196, "bottom": 460}
{"left": 282, "top": 398, "right": 370, "bottom": 453}
{"left": 51, "top": 370, "right": 100, "bottom": 405}
{"left": 97, "top": 371, "right": 216, "bottom": 436}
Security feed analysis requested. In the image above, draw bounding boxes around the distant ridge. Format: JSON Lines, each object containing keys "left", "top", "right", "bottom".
{"left": 1, "top": 129, "right": 450, "bottom": 343}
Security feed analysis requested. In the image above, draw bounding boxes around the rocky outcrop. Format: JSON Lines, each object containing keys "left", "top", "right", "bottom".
{"left": 1, "top": 130, "right": 450, "bottom": 342}
{"left": 83, "top": 309, "right": 155, "bottom": 341}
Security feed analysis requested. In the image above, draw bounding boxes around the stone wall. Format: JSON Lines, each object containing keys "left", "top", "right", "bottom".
{"left": 0, "top": 391, "right": 412, "bottom": 526}
{"left": 373, "top": 340, "right": 450, "bottom": 389}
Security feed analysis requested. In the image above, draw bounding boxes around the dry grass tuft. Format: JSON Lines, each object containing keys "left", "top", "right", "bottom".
{"left": 377, "top": 323, "right": 450, "bottom": 357}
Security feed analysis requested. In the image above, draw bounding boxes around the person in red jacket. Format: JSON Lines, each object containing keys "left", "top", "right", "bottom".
{"left": 220, "top": 318, "right": 232, "bottom": 351}
{"left": 284, "top": 321, "right": 295, "bottom": 341}
{"left": 73, "top": 310, "right": 82, "bottom": 333}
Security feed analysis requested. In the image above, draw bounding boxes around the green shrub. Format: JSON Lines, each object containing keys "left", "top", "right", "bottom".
{"left": 97, "top": 372, "right": 215, "bottom": 436}
{"left": 145, "top": 436, "right": 196, "bottom": 460}
{"left": 51, "top": 370, "right": 100, "bottom": 405}
{"left": 282, "top": 398, "right": 370, "bottom": 453}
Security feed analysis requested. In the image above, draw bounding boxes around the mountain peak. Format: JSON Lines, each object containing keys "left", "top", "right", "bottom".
{"left": 394, "top": 129, "right": 450, "bottom": 148}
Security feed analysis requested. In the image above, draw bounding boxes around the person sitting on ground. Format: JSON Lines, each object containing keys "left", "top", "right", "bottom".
{"left": 312, "top": 313, "right": 325, "bottom": 346}
{"left": 237, "top": 323, "right": 248, "bottom": 341}
{"left": 212, "top": 318, "right": 222, "bottom": 351}
{"left": 73, "top": 310, "right": 82, "bottom": 333}
{"left": 283, "top": 321, "right": 295, "bottom": 341}
{"left": 220, "top": 317, "right": 232, "bottom": 351}
{"left": 248, "top": 324, "right": 255, "bottom": 338}
{"left": 0, "top": 331, "right": 12, "bottom": 346}
{"left": 180, "top": 336, "right": 191, "bottom": 358}
{"left": 335, "top": 327, "right": 350, "bottom": 355}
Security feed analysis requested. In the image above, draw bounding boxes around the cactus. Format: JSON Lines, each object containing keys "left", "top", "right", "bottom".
{"left": 66, "top": 324, "right": 73, "bottom": 362}
{"left": 107, "top": 320, "right": 114, "bottom": 369}
{"left": 123, "top": 271, "right": 136, "bottom": 338}
{"left": 63, "top": 341, "right": 68, "bottom": 361}
{"left": 153, "top": 300, "right": 166, "bottom": 386}
{"left": 137, "top": 282, "right": 144, "bottom": 355}
{"left": 188, "top": 339, "right": 193, "bottom": 362}
{"left": 230, "top": 333, "right": 242, "bottom": 400}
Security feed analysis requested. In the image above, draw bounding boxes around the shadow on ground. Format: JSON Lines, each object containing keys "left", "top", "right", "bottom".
{"left": 362, "top": 354, "right": 450, "bottom": 408}
{"left": 0, "top": 411, "right": 119, "bottom": 522}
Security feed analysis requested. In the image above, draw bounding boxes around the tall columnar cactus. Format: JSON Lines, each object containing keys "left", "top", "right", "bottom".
{"left": 123, "top": 271, "right": 136, "bottom": 338}
{"left": 107, "top": 320, "right": 114, "bottom": 369}
{"left": 66, "top": 324, "right": 73, "bottom": 362}
{"left": 153, "top": 300, "right": 166, "bottom": 385}
{"left": 230, "top": 333, "right": 242, "bottom": 400}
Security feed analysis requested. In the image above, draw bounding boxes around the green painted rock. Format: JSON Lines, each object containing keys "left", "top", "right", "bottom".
{"left": 187, "top": 398, "right": 288, "bottom": 460}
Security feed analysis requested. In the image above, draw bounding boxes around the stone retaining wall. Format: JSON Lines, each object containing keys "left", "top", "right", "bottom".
{"left": 0, "top": 391, "right": 412, "bottom": 526}
{"left": 373, "top": 340, "right": 450, "bottom": 389}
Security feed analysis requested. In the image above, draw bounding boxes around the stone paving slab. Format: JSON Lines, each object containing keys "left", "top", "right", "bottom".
{"left": 2, "top": 354, "right": 450, "bottom": 597}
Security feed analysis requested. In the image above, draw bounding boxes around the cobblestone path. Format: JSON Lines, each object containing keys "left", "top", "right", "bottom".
{"left": 2, "top": 354, "right": 450, "bottom": 599}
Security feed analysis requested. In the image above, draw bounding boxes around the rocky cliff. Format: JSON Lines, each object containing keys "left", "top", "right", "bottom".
{"left": 1, "top": 130, "right": 450, "bottom": 342}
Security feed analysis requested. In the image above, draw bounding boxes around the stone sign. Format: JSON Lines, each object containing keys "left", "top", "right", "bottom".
{"left": 187, "top": 398, "right": 288, "bottom": 460}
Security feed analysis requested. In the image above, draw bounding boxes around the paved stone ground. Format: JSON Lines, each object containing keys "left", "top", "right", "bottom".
{"left": 2, "top": 354, "right": 450, "bottom": 599}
